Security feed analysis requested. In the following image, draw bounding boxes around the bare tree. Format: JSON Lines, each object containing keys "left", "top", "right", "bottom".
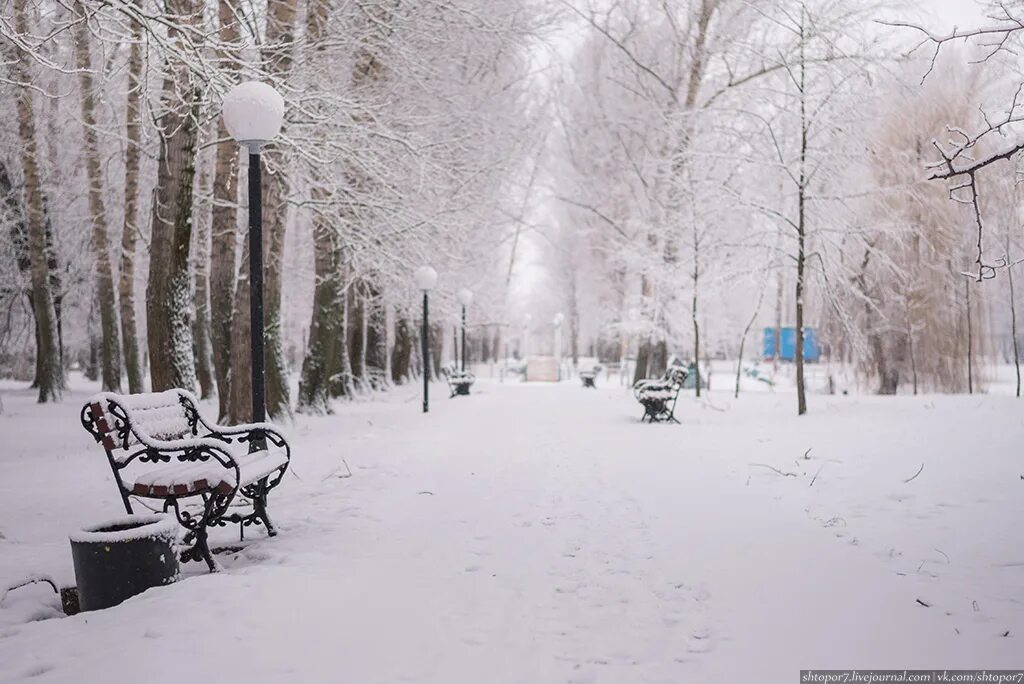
{"left": 11, "top": 0, "right": 62, "bottom": 401}
{"left": 146, "top": 0, "right": 202, "bottom": 392}
{"left": 208, "top": 0, "right": 241, "bottom": 417}
{"left": 73, "top": 1, "right": 122, "bottom": 392}
{"left": 119, "top": 0, "right": 145, "bottom": 393}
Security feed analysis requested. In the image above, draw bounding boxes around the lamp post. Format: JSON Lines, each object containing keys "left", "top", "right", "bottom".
{"left": 553, "top": 312, "right": 564, "bottom": 380}
{"left": 415, "top": 266, "right": 438, "bottom": 413}
{"left": 457, "top": 289, "right": 473, "bottom": 372}
{"left": 222, "top": 81, "right": 284, "bottom": 426}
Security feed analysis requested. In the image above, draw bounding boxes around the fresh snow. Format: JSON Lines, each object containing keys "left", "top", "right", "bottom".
{"left": 0, "top": 371, "right": 1021, "bottom": 682}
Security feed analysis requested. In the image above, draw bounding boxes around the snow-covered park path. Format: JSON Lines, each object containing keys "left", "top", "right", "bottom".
{"left": 0, "top": 376, "right": 1021, "bottom": 682}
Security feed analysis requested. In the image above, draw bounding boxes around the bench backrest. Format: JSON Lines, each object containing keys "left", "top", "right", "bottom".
{"left": 82, "top": 390, "right": 203, "bottom": 464}
{"left": 665, "top": 366, "right": 688, "bottom": 385}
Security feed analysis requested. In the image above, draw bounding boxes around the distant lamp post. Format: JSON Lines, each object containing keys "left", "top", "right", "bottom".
{"left": 415, "top": 266, "right": 438, "bottom": 413}
{"left": 457, "top": 289, "right": 474, "bottom": 372}
{"left": 553, "top": 312, "right": 565, "bottom": 380}
{"left": 222, "top": 81, "right": 284, "bottom": 425}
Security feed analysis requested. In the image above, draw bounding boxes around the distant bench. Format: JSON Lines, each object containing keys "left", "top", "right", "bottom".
{"left": 81, "top": 389, "right": 290, "bottom": 571}
{"left": 632, "top": 367, "right": 688, "bottom": 423}
{"left": 579, "top": 365, "right": 601, "bottom": 388}
{"left": 442, "top": 364, "right": 475, "bottom": 397}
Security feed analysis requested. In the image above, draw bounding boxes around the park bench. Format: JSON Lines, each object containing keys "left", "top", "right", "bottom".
{"left": 632, "top": 366, "right": 689, "bottom": 423}
{"left": 442, "top": 364, "right": 475, "bottom": 397}
{"left": 579, "top": 365, "right": 601, "bottom": 388}
{"left": 80, "top": 389, "right": 290, "bottom": 571}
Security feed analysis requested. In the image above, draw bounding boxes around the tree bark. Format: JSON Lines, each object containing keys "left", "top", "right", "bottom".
{"left": 209, "top": 0, "right": 242, "bottom": 418}
{"left": 297, "top": 190, "right": 343, "bottom": 413}
{"left": 228, "top": 228, "right": 253, "bottom": 421}
{"left": 119, "top": 0, "right": 145, "bottom": 393}
{"left": 1009, "top": 239, "right": 1020, "bottom": 398}
{"left": 795, "top": 3, "right": 808, "bottom": 416}
{"left": 74, "top": 3, "right": 122, "bottom": 392}
{"left": 260, "top": 0, "right": 301, "bottom": 419}
{"left": 13, "top": 0, "right": 62, "bottom": 402}
{"left": 391, "top": 315, "right": 413, "bottom": 384}
{"left": 146, "top": 0, "right": 201, "bottom": 393}
{"left": 692, "top": 219, "right": 701, "bottom": 397}
{"left": 192, "top": 151, "right": 215, "bottom": 399}
{"left": 965, "top": 278, "right": 974, "bottom": 395}
{"left": 347, "top": 285, "right": 366, "bottom": 390}
{"left": 633, "top": 274, "right": 653, "bottom": 384}
{"left": 363, "top": 286, "right": 388, "bottom": 388}
{"left": 336, "top": 263, "right": 356, "bottom": 397}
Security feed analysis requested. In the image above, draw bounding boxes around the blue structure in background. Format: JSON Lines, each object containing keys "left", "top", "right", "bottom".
{"left": 762, "top": 327, "right": 820, "bottom": 362}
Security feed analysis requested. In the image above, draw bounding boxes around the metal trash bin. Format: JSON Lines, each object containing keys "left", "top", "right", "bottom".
{"left": 69, "top": 513, "right": 179, "bottom": 611}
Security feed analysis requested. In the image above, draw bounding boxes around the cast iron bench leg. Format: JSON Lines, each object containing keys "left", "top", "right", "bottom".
{"left": 253, "top": 478, "right": 277, "bottom": 537}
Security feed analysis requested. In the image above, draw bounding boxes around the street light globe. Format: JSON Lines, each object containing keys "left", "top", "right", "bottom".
{"left": 553, "top": 312, "right": 564, "bottom": 326}
{"left": 222, "top": 81, "right": 285, "bottom": 147}
{"left": 414, "top": 265, "right": 438, "bottom": 291}
{"left": 457, "top": 288, "right": 474, "bottom": 307}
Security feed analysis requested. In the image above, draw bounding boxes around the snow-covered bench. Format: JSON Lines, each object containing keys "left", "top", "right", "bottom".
{"left": 80, "top": 389, "right": 290, "bottom": 571}
{"left": 579, "top": 365, "right": 601, "bottom": 388}
{"left": 632, "top": 366, "right": 688, "bottom": 423}
{"left": 442, "top": 364, "right": 475, "bottom": 397}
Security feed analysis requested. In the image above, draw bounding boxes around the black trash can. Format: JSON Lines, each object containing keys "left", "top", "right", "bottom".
{"left": 69, "top": 513, "right": 179, "bottom": 611}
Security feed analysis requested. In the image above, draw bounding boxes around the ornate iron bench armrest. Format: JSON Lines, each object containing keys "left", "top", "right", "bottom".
{"left": 199, "top": 420, "right": 290, "bottom": 452}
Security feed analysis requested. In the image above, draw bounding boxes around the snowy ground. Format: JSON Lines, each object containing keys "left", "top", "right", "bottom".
{"left": 0, "top": 371, "right": 1021, "bottom": 682}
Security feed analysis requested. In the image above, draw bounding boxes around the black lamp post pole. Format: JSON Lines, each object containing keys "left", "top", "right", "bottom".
{"left": 422, "top": 292, "right": 429, "bottom": 413}
{"left": 248, "top": 149, "right": 266, "bottom": 426}
{"left": 461, "top": 305, "right": 467, "bottom": 372}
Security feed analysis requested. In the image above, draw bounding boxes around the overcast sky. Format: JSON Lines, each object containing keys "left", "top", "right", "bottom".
{"left": 919, "top": 0, "right": 988, "bottom": 30}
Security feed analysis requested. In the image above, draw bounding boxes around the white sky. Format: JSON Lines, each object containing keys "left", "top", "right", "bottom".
{"left": 917, "top": 0, "right": 988, "bottom": 31}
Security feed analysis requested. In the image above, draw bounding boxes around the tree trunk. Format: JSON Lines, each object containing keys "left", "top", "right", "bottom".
{"left": 74, "top": 3, "right": 122, "bottom": 392}
{"left": 259, "top": 0, "right": 301, "bottom": 419}
{"left": 209, "top": 0, "right": 242, "bottom": 418}
{"left": 297, "top": 192, "right": 343, "bottom": 413}
{"left": 430, "top": 321, "right": 443, "bottom": 380}
{"left": 650, "top": 340, "right": 668, "bottom": 378}
{"left": 86, "top": 299, "right": 100, "bottom": 382}
{"left": 119, "top": 0, "right": 144, "bottom": 394}
{"left": 795, "top": 5, "right": 808, "bottom": 416}
{"left": 146, "top": 0, "right": 201, "bottom": 393}
{"left": 692, "top": 223, "right": 701, "bottom": 397}
{"left": 391, "top": 315, "right": 413, "bottom": 384}
{"left": 336, "top": 266, "right": 356, "bottom": 397}
{"left": 361, "top": 284, "right": 388, "bottom": 389}
{"left": 905, "top": 298, "right": 918, "bottom": 396}
{"left": 228, "top": 224, "right": 253, "bottom": 422}
{"left": 1009, "top": 248, "right": 1020, "bottom": 398}
{"left": 2, "top": 161, "right": 62, "bottom": 391}
{"left": 13, "top": 0, "right": 61, "bottom": 402}
{"left": 192, "top": 151, "right": 215, "bottom": 399}
{"left": 965, "top": 278, "right": 974, "bottom": 395}
{"left": 633, "top": 275, "right": 653, "bottom": 383}
{"left": 347, "top": 286, "right": 366, "bottom": 390}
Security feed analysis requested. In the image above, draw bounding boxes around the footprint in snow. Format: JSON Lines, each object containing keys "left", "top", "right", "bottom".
{"left": 686, "top": 628, "right": 714, "bottom": 654}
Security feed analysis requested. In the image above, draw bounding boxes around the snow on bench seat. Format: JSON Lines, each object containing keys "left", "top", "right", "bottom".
{"left": 128, "top": 447, "right": 289, "bottom": 497}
